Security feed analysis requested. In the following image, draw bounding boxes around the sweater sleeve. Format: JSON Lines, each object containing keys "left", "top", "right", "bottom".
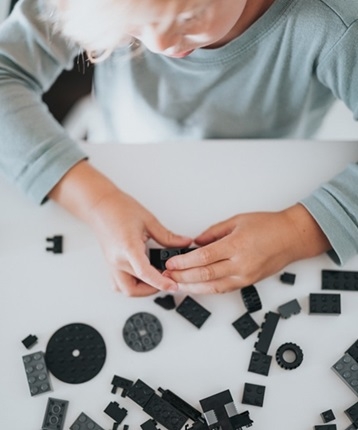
{"left": 0, "top": 0, "right": 88, "bottom": 204}
{"left": 300, "top": 19, "right": 358, "bottom": 265}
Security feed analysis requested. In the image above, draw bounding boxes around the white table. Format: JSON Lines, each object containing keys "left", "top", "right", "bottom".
{"left": 1, "top": 140, "right": 358, "bottom": 430}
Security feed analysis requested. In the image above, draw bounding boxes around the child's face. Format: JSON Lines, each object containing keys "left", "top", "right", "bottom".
{"left": 126, "top": 0, "right": 248, "bottom": 58}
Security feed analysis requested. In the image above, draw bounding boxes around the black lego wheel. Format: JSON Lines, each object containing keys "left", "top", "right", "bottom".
{"left": 275, "top": 342, "right": 304, "bottom": 370}
{"left": 45, "top": 323, "right": 106, "bottom": 384}
{"left": 123, "top": 312, "right": 163, "bottom": 352}
{"left": 241, "top": 285, "right": 262, "bottom": 313}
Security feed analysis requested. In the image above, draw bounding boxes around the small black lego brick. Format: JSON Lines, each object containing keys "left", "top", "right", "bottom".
{"left": 346, "top": 339, "right": 358, "bottom": 362}
{"left": 111, "top": 375, "right": 133, "bottom": 395}
{"left": 143, "top": 393, "right": 188, "bottom": 430}
{"left": 241, "top": 285, "right": 262, "bottom": 313}
{"left": 277, "top": 299, "right": 301, "bottom": 319}
{"left": 242, "top": 383, "right": 266, "bottom": 407}
{"left": 314, "top": 426, "right": 337, "bottom": 430}
{"left": 280, "top": 272, "right": 296, "bottom": 285}
{"left": 309, "top": 293, "right": 341, "bottom": 315}
{"left": 41, "top": 397, "right": 68, "bottom": 430}
{"left": 154, "top": 294, "right": 176, "bottom": 310}
{"left": 123, "top": 426, "right": 129, "bottom": 430}
{"left": 158, "top": 387, "right": 204, "bottom": 422}
{"left": 149, "top": 248, "right": 195, "bottom": 270}
{"left": 320, "top": 409, "right": 335, "bottom": 423}
{"left": 322, "top": 269, "right": 358, "bottom": 291}
{"left": 112, "top": 423, "right": 119, "bottom": 430}
{"left": 141, "top": 419, "right": 160, "bottom": 430}
{"left": 103, "top": 401, "right": 128, "bottom": 424}
{"left": 122, "top": 312, "right": 163, "bottom": 352}
{"left": 232, "top": 312, "right": 259, "bottom": 339}
{"left": 126, "top": 379, "right": 155, "bottom": 408}
{"left": 176, "top": 296, "right": 211, "bottom": 329}
{"left": 22, "top": 334, "right": 38, "bottom": 349}
{"left": 248, "top": 350, "right": 272, "bottom": 376}
{"left": 46, "top": 235, "right": 63, "bottom": 254}
{"left": 254, "top": 311, "right": 280, "bottom": 355}
{"left": 345, "top": 402, "right": 358, "bottom": 427}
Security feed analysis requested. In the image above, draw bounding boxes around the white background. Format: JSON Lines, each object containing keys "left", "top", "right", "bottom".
{"left": 1, "top": 141, "right": 358, "bottom": 430}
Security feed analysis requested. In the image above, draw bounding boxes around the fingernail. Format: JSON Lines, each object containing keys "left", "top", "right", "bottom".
{"left": 166, "top": 260, "right": 175, "bottom": 270}
{"left": 167, "top": 283, "right": 178, "bottom": 292}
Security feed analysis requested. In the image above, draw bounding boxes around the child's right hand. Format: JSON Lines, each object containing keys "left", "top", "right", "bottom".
{"left": 49, "top": 160, "right": 192, "bottom": 296}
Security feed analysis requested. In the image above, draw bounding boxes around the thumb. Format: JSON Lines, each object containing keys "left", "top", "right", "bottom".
{"left": 147, "top": 218, "right": 192, "bottom": 248}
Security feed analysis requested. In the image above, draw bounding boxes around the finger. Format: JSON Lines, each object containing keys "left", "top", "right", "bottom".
{"left": 113, "top": 270, "right": 159, "bottom": 297}
{"left": 177, "top": 276, "right": 243, "bottom": 295}
{"left": 147, "top": 217, "right": 193, "bottom": 247}
{"left": 129, "top": 249, "right": 179, "bottom": 292}
{"left": 165, "top": 240, "right": 229, "bottom": 271}
{"left": 195, "top": 220, "right": 234, "bottom": 246}
{"left": 163, "top": 259, "right": 233, "bottom": 283}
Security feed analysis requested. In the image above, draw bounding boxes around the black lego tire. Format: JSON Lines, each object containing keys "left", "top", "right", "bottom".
{"left": 275, "top": 342, "right": 304, "bottom": 370}
{"left": 241, "top": 285, "right": 262, "bottom": 313}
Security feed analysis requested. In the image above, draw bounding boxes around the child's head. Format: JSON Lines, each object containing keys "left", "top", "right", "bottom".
{"left": 44, "top": 0, "right": 247, "bottom": 61}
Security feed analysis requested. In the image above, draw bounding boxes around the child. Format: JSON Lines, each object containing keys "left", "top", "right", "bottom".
{"left": 0, "top": 0, "right": 357, "bottom": 297}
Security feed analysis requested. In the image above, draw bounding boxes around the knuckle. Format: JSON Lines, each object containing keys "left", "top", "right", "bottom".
{"left": 207, "top": 284, "right": 222, "bottom": 295}
{"left": 199, "top": 248, "right": 213, "bottom": 265}
{"left": 199, "top": 265, "right": 216, "bottom": 282}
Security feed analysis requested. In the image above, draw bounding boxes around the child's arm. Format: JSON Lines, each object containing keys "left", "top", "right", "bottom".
{"left": 162, "top": 204, "right": 331, "bottom": 293}
{"left": 48, "top": 160, "right": 192, "bottom": 296}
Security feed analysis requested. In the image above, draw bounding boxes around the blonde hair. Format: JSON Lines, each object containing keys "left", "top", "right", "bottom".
{"left": 42, "top": 0, "right": 201, "bottom": 62}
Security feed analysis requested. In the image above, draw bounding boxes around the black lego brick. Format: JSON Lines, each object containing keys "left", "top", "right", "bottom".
{"left": 143, "top": 393, "right": 188, "bottom": 430}
{"left": 331, "top": 353, "right": 358, "bottom": 397}
{"left": 22, "top": 334, "right": 38, "bottom": 349}
{"left": 242, "top": 383, "right": 266, "bottom": 407}
{"left": 314, "top": 426, "right": 337, "bottom": 430}
{"left": 280, "top": 272, "right": 296, "bottom": 285}
{"left": 309, "top": 293, "right": 341, "bottom": 315}
{"left": 41, "top": 397, "right": 68, "bottom": 430}
{"left": 126, "top": 379, "right": 155, "bottom": 408}
{"left": 322, "top": 269, "right": 358, "bottom": 291}
{"left": 149, "top": 248, "right": 195, "bottom": 271}
{"left": 248, "top": 350, "right": 272, "bottom": 376}
{"left": 321, "top": 409, "right": 335, "bottom": 423}
{"left": 345, "top": 402, "right": 358, "bottom": 427}
{"left": 277, "top": 299, "right": 301, "bottom": 319}
{"left": 176, "top": 296, "right": 211, "bottom": 329}
{"left": 158, "top": 387, "right": 204, "bottom": 422}
{"left": 141, "top": 419, "right": 160, "bottom": 430}
{"left": 103, "top": 401, "right": 127, "bottom": 424}
{"left": 232, "top": 312, "right": 259, "bottom": 339}
{"left": 46, "top": 235, "right": 63, "bottom": 254}
{"left": 154, "top": 294, "right": 176, "bottom": 310}
{"left": 111, "top": 374, "right": 133, "bottom": 395}
{"left": 254, "top": 311, "right": 280, "bottom": 354}
{"left": 346, "top": 339, "right": 358, "bottom": 362}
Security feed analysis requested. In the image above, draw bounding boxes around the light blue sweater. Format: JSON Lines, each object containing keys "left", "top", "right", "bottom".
{"left": 0, "top": 0, "right": 358, "bottom": 264}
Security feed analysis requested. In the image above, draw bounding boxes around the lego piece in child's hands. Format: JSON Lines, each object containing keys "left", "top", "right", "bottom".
{"left": 280, "top": 272, "right": 296, "bottom": 285}
{"left": 154, "top": 294, "right": 176, "bottom": 310}
{"left": 277, "top": 299, "right": 301, "bottom": 319}
{"left": 240, "top": 285, "right": 262, "bottom": 313}
{"left": 41, "top": 397, "right": 68, "bottom": 430}
{"left": 176, "top": 296, "right": 211, "bottom": 329}
{"left": 320, "top": 409, "right": 335, "bottom": 423}
{"left": 232, "top": 312, "right": 259, "bottom": 339}
{"left": 242, "top": 383, "right": 266, "bottom": 407}
{"left": 46, "top": 235, "right": 63, "bottom": 254}
{"left": 111, "top": 375, "right": 133, "bottom": 396}
{"left": 22, "top": 334, "right": 38, "bottom": 349}
{"left": 309, "top": 293, "right": 341, "bottom": 315}
{"left": 275, "top": 342, "right": 304, "bottom": 370}
{"left": 149, "top": 248, "right": 196, "bottom": 271}
{"left": 103, "top": 401, "right": 127, "bottom": 424}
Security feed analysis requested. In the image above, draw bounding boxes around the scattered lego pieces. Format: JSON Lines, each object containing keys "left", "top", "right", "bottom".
{"left": 104, "top": 401, "right": 128, "bottom": 424}
{"left": 232, "top": 312, "right": 259, "bottom": 339}
{"left": 149, "top": 248, "right": 196, "bottom": 271}
{"left": 122, "top": 312, "right": 163, "bottom": 352}
{"left": 331, "top": 353, "right": 358, "bottom": 397}
{"left": 22, "top": 351, "right": 52, "bottom": 396}
{"left": 69, "top": 412, "right": 105, "bottom": 430}
{"left": 241, "top": 285, "right": 262, "bottom": 313}
{"left": 154, "top": 294, "right": 176, "bottom": 310}
{"left": 22, "top": 334, "right": 38, "bottom": 349}
{"left": 176, "top": 296, "right": 211, "bottom": 329}
{"left": 111, "top": 375, "right": 133, "bottom": 396}
{"left": 254, "top": 311, "right": 280, "bottom": 355}
{"left": 322, "top": 269, "right": 358, "bottom": 291}
{"left": 45, "top": 323, "right": 106, "bottom": 384}
{"left": 46, "top": 235, "right": 63, "bottom": 254}
{"left": 199, "top": 389, "right": 253, "bottom": 429}
{"left": 248, "top": 350, "right": 272, "bottom": 376}
{"left": 275, "top": 342, "right": 304, "bottom": 370}
{"left": 41, "top": 397, "right": 68, "bottom": 430}
{"left": 321, "top": 409, "right": 335, "bottom": 423}
{"left": 309, "top": 293, "right": 341, "bottom": 315}
{"left": 242, "top": 383, "right": 266, "bottom": 407}
{"left": 280, "top": 272, "right": 296, "bottom": 285}
{"left": 277, "top": 299, "right": 301, "bottom": 319}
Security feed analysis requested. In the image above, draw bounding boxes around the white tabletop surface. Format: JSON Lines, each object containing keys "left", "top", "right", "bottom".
{"left": 1, "top": 140, "right": 358, "bottom": 430}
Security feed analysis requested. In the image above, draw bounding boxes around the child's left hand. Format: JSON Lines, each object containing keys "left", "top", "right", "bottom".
{"left": 163, "top": 204, "right": 331, "bottom": 294}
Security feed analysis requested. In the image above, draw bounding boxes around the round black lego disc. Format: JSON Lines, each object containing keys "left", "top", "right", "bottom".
{"left": 45, "top": 323, "right": 106, "bottom": 384}
{"left": 123, "top": 312, "right": 163, "bottom": 352}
